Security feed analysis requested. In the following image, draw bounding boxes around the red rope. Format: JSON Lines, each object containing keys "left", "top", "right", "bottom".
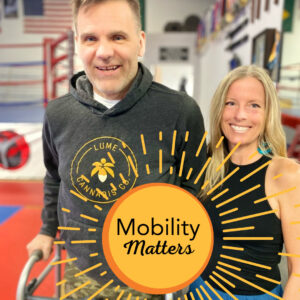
{"left": 0, "top": 80, "right": 43, "bottom": 86}
{"left": 0, "top": 43, "right": 42, "bottom": 48}
{"left": 282, "top": 113, "right": 300, "bottom": 129}
{"left": 53, "top": 74, "right": 68, "bottom": 84}
{"left": 51, "top": 33, "right": 69, "bottom": 49}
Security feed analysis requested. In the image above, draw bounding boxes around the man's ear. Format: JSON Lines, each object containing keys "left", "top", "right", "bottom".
{"left": 138, "top": 31, "right": 146, "bottom": 57}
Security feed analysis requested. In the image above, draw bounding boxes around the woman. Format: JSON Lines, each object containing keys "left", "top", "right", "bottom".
{"left": 189, "top": 65, "right": 300, "bottom": 299}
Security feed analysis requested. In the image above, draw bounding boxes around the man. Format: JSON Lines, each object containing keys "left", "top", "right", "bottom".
{"left": 27, "top": 0, "right": 206, "bottom": 299}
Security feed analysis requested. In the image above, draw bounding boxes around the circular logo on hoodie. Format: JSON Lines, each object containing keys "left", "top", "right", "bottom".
{"left": 70, "top": 137, "right": 138, "bottom": 203}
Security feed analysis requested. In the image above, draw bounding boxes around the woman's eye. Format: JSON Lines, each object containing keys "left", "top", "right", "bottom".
{"left": 251, "top": 103, "right": 260, "bottom": 108}
{"left": 225, "top": 101, "right": 235, "bottom": 106}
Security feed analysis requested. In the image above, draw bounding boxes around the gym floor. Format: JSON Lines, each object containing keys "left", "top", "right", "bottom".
{"left": 0, "top": 180, "right": 56, "bottom": 299}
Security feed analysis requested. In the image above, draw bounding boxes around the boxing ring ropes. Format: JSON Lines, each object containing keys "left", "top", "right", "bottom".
{"left": 0, "top": 30, "right": 74, "bottom": 113}
{"left": 0, "top": 31, "right": 74, "bottom": 172}
{"left": 43, "top": 30, "right": 74, "bottom": 105}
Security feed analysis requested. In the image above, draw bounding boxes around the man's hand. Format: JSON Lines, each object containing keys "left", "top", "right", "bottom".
{"left": 27, "top": 234, "right": 54, "bottom": 260}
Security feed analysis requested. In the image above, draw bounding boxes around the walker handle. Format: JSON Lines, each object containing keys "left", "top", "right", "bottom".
{"left": 16, "top": 249, "right": 43, "bottom": 300}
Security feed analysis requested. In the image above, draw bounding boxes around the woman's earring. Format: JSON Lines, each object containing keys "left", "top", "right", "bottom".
{"left": 257, "top": 142, "right": 272, "bottom": 155}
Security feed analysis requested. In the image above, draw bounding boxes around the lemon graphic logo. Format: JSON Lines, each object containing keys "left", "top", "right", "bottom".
{"left": 71, "top": 137, "right": 138, "bottom": 204}
{"left": 91, "top": 158, "right": 115, "bottom": 183}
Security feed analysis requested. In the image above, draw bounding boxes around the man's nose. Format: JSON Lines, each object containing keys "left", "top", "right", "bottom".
{"left": 96, "top": 40, "right": 113, "bottom": 60}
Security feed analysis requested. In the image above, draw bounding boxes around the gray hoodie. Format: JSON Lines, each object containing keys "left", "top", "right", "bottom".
{"left": 40, "top": 63, "right": 206, "bottom": 285}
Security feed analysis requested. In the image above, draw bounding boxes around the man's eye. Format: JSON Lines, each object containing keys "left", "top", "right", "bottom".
{"left": 114, "top": 35, "right": 124, "bottom": 41}
{"left": 85, "top": 36, "right": 96, "bottom": 42}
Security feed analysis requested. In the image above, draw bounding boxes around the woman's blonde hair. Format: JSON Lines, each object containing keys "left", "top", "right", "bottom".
{"left": 200, "top": 65, "right": 287, "bottom": 198}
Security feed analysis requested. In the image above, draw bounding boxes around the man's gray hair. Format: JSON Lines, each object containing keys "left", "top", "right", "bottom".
{"left": 72, "top": 0, "right": 142, "bottom": 30}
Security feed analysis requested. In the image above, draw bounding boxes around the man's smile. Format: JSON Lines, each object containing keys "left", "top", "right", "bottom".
{"left": 96, "top": 65, "right": 121, "bottom": 71}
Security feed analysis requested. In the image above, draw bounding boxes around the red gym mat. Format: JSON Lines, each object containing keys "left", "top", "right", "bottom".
{"left": 0, "top": 181, "right": 56, "bottom": 299}
{"left": 0, "top": 180, "right": 43, "bottom": 206}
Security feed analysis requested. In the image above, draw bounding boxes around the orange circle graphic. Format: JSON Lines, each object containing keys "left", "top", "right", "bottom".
{"left": 102, "top": 183, "right": 214, "bottom": 294}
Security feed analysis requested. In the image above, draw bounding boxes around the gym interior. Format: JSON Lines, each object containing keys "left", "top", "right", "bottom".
{"left": 0, "top": 0, "right": 299, "bottom": 299}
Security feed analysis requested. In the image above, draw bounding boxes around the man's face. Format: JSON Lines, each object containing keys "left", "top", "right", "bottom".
{"left": 76, "top": 0, "right": 145, "bottom": 100}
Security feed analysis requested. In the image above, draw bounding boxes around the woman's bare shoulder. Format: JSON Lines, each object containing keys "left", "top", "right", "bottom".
{"left": 269, "top": 156, "right": 300, "bottom": 188}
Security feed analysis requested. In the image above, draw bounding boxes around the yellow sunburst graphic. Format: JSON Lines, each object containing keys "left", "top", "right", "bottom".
{"left": 55, "top": 130, "right": 298, "bottom": 300}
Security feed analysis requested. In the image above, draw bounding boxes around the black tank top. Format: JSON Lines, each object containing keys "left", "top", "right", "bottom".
{"left": 201, "top": 155, "right": 283, "bottom": 295}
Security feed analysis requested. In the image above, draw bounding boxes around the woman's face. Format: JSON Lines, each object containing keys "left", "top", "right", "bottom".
{"left": 221, "top": 76, "right": 266, "bottom": 152}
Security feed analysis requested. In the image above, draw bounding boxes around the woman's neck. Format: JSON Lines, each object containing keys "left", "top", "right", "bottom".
{"left": 229, "top": 144, "right": 262, "bottom": 165}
